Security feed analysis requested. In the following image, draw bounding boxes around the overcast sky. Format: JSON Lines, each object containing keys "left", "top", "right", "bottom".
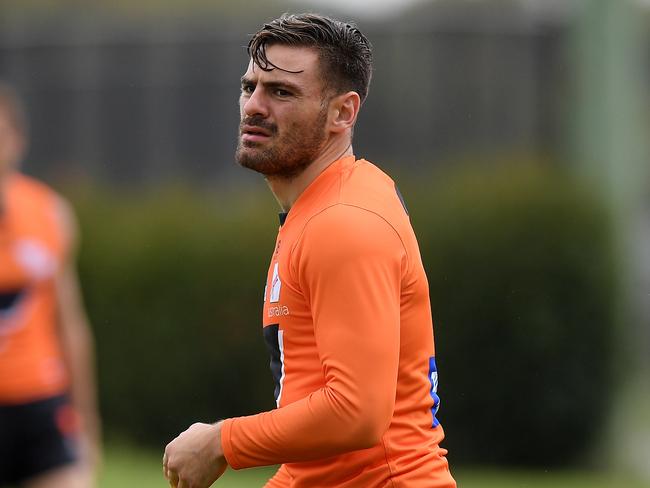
{"left": 294, "top": 0, "right": 650, "bottom": 20}
{"left": 290, "top": 0, "right": 426, "bottom": 19}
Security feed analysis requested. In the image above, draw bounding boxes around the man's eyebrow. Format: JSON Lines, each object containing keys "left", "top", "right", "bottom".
{"left": 240, "top": 77, "right": 304, "bottom": 94}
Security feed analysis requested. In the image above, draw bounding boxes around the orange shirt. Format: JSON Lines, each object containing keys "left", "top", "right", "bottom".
{"left": 221, "top": 156, "right": 455, "bottom": 487}
{"left": 0, "top": 172, "right": 69, "bottom": 404}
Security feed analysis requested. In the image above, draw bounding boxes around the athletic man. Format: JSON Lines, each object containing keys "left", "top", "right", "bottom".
{"left": 164, "top": 14, "right": 456, "bottom": 487}
{"left": 0, "top": 82, "right": 101, "bottom": 488}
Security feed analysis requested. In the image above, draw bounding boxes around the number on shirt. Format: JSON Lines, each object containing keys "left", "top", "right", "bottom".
{"left": 263, "top": 324, "right": 285, "bottom": 407}
{"left": 428, "top": 356, "right": 441, "bottom": 428}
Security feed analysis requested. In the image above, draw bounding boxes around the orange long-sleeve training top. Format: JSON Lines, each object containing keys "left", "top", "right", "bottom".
{"left": 221, "top": 155, "right": 456, "bottom": 487}
{"left": 0, "top": 172, "right": 69, "bottom": 404}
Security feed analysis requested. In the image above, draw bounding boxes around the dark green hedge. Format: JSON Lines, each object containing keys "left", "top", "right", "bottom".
{"left": 75, "top": 188, "right": 279, "bottom": 446}
{"left": 409, "top": 164, "right": 617, "bottom": 466}
{"left": 73, "top": 163, "right": 617, "bottom": 467}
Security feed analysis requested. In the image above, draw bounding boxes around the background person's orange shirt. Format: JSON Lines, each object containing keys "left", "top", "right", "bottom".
{"left": 0, "top": 173, "right": 69, "bottom": 404}
{"left": 221, "top": 156, "right": 456, "bottom": 487}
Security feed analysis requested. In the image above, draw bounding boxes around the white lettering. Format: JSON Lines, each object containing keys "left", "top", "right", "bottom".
{"left": 267, "top": 305, "right": 290, "bottom": 317}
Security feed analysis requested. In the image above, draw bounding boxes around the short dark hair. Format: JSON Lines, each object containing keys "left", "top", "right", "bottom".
{"left": 0, "top": 81, "right": 28, "bottom": 136}
{"left": 248, "top": 13, "right": 373, "bottom": 103}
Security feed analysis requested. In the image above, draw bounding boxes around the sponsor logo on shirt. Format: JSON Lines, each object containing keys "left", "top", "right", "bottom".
{"left": 270, "top": 262, "right": 281, "bottom": 303}
{"left": 268, "top": 305, "right": 290, "bottom": 317}
{"left": 266, "top": 262, "right": 289, "bottom": 316}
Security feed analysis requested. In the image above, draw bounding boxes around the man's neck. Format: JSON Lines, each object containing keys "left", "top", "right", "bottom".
{"left": 266, "top": 139, "right": 353, "bottom": 212}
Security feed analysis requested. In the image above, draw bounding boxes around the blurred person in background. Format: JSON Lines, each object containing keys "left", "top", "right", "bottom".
{"left": 164, "top": 13, "right": 455, "bottom": 488}
{"left": 0, "top": 82, "right": 100, "bottom": 488}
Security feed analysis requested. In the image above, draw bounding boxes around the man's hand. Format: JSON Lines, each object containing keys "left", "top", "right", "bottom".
{"left": 163, "top": 422, "right": 227, "bottom": 488}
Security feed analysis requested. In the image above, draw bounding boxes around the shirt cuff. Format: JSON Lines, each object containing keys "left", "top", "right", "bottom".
{"left": 220, "top": 418, "right": 242, "bottom": 469}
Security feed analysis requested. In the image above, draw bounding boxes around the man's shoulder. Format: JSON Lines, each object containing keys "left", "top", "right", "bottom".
{"left": 288, "top": 157, "right": 412, "bottom": 249}
{"left": 346, "top": 158, "right": 395, "bottom": 189}
{"left": 293, "top": 203, "right": 406, "bottom": 275}
{"left": 8, "top": 172, "right": 75, "bottom": 251}
{"left": 338, "top": 159, "right": 410, "bottom": 228}
{"left": 299, "top": 202, "right": 404, "bottom": 259}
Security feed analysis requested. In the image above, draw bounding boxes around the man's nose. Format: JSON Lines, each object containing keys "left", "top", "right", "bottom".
{"left": 242, "top": 87, "right": 269, "bottom": 118}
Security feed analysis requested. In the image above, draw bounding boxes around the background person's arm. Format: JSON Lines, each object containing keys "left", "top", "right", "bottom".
{"left": 55, "top": 197, "right": 102, "bottom": 475}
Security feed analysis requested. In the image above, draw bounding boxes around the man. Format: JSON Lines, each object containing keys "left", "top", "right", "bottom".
{"left": 0, "top": 82, "right": 101, "bottom": 488}
{"left": 164, "top": 13, "right": 456, "bottom": 487}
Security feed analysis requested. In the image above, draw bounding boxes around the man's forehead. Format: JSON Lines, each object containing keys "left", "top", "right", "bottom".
{"left": 244, "top": 45, "right": 320, "bottom": 79}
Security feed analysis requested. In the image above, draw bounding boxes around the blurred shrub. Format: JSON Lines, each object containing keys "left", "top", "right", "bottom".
{"left": 72, "top": 162, "right": 617, "bottom": 466}
{"left": 407, "top": 162, "right": 617, "bottom": 467}
{"left": 74, "top": 187, "right": 279, "bottom": 446}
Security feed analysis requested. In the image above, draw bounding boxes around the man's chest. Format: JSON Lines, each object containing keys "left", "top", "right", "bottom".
{"left": 262, "top": 233, "right": 310, "bottom": 330}
{"left": 261, "top": 230, "right": 324, "bottom": 406}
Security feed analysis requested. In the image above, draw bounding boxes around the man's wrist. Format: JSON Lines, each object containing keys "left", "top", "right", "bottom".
{"left": 212, "top": 420, "right": 226, "bottom": 460}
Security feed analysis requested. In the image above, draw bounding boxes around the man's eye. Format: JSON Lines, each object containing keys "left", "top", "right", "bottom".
{"left": 275, "top": 89, "right": 291, "bottom": 97}
{"left": 241, "top": 85, "right": 254, "bottom": 94}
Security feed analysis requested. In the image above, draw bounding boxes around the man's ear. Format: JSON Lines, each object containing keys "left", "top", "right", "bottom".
{"left": 328, "top": 91, "right": 361, "bottom": 134}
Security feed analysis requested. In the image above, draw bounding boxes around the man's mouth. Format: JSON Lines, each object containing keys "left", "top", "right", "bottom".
{"left": 241, "top": 125, "right": 273, "bottom": 143}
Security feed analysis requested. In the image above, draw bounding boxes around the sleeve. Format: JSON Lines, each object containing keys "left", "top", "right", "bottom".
{"left": 221, "top": 205, "right": 407, "bottom": 468}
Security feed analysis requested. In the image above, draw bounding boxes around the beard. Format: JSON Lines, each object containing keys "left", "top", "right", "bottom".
{"left": 236, "top": 106, "right": 328, "bottom": 179}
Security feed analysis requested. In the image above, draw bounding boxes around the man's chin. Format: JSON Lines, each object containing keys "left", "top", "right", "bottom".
{"left": 237, "top": 160, "right": 266, "bottom": 174}
{"left": 236, "top": 152, "right": 274, "bottom": 175}
{"left": 237, "top": 156, "right": 310, "bottom": 180}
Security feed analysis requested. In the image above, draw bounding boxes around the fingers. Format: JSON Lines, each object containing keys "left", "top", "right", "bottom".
{"left": 165, "top": 469, "right": 178, "bottom": 488}
{"left": 163, "top": 448, "right": 177, "bottom": 486}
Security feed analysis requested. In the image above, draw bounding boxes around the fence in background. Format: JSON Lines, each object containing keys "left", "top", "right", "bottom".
{"left": 0, "top": 6, "right": 566, "bottom": 185}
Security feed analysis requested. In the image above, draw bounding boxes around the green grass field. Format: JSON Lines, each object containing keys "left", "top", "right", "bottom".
{"left": 100, "top": 444, "right": 650, "bottom": 488}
